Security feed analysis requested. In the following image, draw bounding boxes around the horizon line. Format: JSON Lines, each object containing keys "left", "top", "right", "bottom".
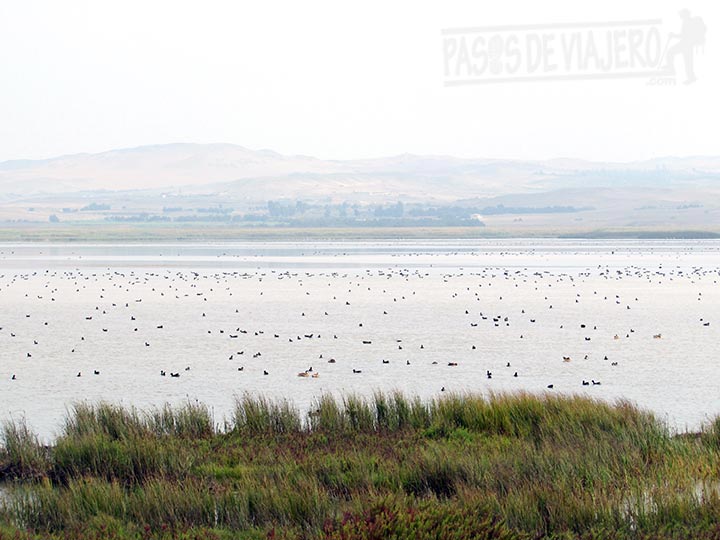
{"left": 1, "top": 142, "right": 718, "bottom": 167}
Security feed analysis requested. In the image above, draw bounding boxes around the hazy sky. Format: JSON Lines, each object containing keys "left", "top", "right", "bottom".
{"left": 1, "top": 0, "right": 718, "bottom": 162}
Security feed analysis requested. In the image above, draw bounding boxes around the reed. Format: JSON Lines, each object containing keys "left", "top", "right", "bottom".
{"left": 1, "top": 392, "right": 719, "bottom": 540}
{"left": 146, "top": 402, "right": 215, "bottom": 439}
{"left": 0, "top": 419, "right": 48, "bottom": 480}
{"left": 232, "top": 394, "right": 302, "bottom": 435}
{"left": 62, "top": 402, "right": 148, "bottom": 441}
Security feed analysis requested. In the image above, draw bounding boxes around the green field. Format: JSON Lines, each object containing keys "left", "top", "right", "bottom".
{"left": 0, "top": 224, "right": 498, "bottom": 242}
{"left": 3, "top": 392, "right": 720, "bottom": 539}
{"left": 0, "top": 224, "right": 718, "bottom": 242}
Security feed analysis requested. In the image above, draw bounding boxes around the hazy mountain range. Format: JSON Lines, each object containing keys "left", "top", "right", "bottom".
{"left": 1, "top": 143, "right": 718, "bottom": 199}
{"left": 1, "top": 143, "right": 719, "bottom": 231}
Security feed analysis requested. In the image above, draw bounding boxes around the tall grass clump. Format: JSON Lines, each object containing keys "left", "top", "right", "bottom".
{"left": 147, "top": 402, "right": 215, "bottom": 439}
{"left": 309, "top": 392, "right": 430, "bottom": 434}
{"left": 49, "top": 402, "right": 203, "bottom": 485}
{"left": 0, "top": 419, "right": 48, "bottom": 480}
{"left": 8, "top": 476, "right": 333, "bottom": 532}
{"left": 308, "top": 394, "right": 346, "bottom": 433}
{"left": 424, "top": 392, "right": 668, "bottom": 447}
{"left": 701, "top": 416, "right": 720, "bottom": 452}
{"left": 51, "top": 434, "right": 194, "bottom": 485}
{"left": 342, "top": 395, "right": 375, "bottom": 432}
{"left": 373, "top": 391, "right": 429, "bottom": 431}
{"left": 233, "top": 394, "right": 302, "bottom": 435}
{"left": 62, "top": 402, "right": 148, "bottom": 441}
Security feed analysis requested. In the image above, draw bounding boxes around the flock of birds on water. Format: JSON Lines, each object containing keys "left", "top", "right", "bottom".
{"left": 0, "top": 246, "right": 718, "bottom": 406}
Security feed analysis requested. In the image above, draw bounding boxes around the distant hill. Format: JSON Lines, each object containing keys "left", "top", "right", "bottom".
{"left": 2, "top": 143, "right": 719, "bottom": 201}
{"left": 1, "top": 144, "right": 719, "bottom": 231}
{"left": 0, "top": 144, "right": 344, "bottom": 195}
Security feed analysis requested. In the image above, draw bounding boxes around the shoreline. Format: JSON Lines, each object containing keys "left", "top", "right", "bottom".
{"left": 0, "top": 225, "right": 719, "bottom": 242}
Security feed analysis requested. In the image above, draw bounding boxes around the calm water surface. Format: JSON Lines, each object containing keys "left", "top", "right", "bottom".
{"left": 1, "top": 239, "right": 719, "bottom": 439}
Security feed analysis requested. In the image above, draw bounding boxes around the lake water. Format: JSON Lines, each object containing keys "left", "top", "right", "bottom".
{"left": 1, "top": 239, "right": 719, "bottom": 440}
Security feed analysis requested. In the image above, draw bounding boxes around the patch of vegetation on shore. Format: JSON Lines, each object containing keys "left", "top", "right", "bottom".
{"left": 559, "top": 230, "right": 720, "bottom": 239}
{"left": 1, "top": 224, "right": 719, "bottom": 242}
{"left": 0, "top": 224, "right": 503, "bottom": 242}
{"left": 2, "top": 392, "right": 720, "bottom": 539}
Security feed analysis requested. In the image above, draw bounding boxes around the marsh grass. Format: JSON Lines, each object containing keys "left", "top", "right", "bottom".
{"left": 233, "top": 394, "right": 302, "bottom": 435}
{"left": 146, "top": 402, "right": 215, "bottom": 439}
{"left": 63, "top": 402, "right": 148, "bottom": 441}
{"left": 1, "top": 392, "right": 719, "bottom": 540}
{"left": 63, "top": 401, "right": 216, "bottom": 441}
{"left": 0, "top": 419, "right": 47, "bottom": 480}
